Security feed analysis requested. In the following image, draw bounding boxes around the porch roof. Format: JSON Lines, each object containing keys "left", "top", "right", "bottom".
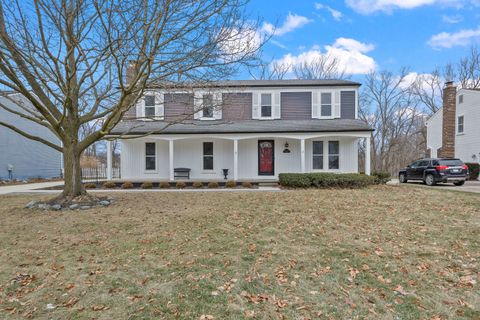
{"left": 109, "top": 119, "right": 373, "bottom": 136}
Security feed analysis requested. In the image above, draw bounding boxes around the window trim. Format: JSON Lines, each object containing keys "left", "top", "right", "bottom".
{"left": 328, "top": 141, "right": 340, "bottom": 170}
{"left": 459, "top": 94, "right": 464, "bottom": 104}
{"left": 311, "top": 140, "right": 340, "bottom": 171}
{"left": 202, "top": 141, "right": 214, "bottom": 172}
{"left": 312, "top": 141, "right": 324, "bottom": 170}
{"left": 319, "top": 92, "right": 333, "bottom": 119}
{"left": 144, "top": 142, "right": 157, "bottom": 173}
{"left": 201, "top": 94, "right": 215, "bottom": 120}
{"left": 457, "top": 114, "right": 465, "bottom": 135}
{"left": 259, "top": 92, "right": 274, "bottom": 119}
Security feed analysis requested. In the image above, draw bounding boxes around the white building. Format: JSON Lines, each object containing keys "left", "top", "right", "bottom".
{"left": 107, "top": 80, "right": 373, "bottom": 181}
{"left": 427, "top": 84, "right": 480, "bottom": 163}
{"left": 0, "top": 93, "right": 62, "bottom": 180}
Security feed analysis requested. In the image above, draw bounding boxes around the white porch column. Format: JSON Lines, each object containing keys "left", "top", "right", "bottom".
{"left": 300, "top": 139, "right": 306, "bottom": 173}
{"left": 106, "top": 140, "right": 113, "bottom": 180}
{"left": 365, "top": 137, "right": 371, "bottom": 175}
{"left": 233, "top": 139, "right": 238, "bottom": 181}
{"left": 169, "top": 140, "right": 174, "bottom": 181}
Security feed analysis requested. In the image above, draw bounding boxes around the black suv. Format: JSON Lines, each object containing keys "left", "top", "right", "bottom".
{"left": 399, "top": 158, "right": 469, "bottom": 186}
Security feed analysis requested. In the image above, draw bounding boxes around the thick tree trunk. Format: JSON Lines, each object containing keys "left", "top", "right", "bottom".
{"left": 62, "top": 142, "right": 84, "bottom": 198}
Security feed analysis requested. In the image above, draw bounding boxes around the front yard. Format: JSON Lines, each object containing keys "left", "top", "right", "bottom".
{"left": 0, "top": 186, "right": 478, "bottom": 319}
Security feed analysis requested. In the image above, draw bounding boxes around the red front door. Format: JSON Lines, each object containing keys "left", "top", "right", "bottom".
{"left": 258, "top": 140, "right": 274, "bottom": 176}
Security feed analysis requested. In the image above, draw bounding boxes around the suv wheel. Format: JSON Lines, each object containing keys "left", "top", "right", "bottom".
{"left": 454, "top": 181, "right": 465, "bottom": 186}
{"left": 399, "top": 173, "right": 407, "bottom": 183}
{"left": 425, "top": 174, "right": 436, "bottom": 186}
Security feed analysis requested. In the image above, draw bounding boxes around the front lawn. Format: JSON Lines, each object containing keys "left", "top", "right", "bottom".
{"left": 0, "top": 186, "right": 478, "bottom": 319}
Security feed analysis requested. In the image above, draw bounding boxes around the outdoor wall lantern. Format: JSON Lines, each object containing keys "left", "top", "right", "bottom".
{"left": 283, "top": 141, "right": 291, "bottom": 154}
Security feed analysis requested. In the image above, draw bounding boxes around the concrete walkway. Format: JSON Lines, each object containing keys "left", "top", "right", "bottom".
{"left": 390, "top": 179, "right": 480, "bottom": 194}
{"left": 0, "top": 181, "right": 281, "bottom": 195}
{"left": 0, "top": 181, "right": 64, "bottom": 195}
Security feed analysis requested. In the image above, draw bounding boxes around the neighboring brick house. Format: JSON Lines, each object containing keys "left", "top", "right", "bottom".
{"left": 106, "top": 80, "right": 373, "bottom": 181}
{"left": 427, "top": 82, "right": 480, "bottom": 163}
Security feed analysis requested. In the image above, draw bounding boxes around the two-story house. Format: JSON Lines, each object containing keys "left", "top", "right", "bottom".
{"left": 427, "top": 82, "right": 480, "bottom": 164}
{"left": 107, "top": 80, "right": 373, "bottom": 181}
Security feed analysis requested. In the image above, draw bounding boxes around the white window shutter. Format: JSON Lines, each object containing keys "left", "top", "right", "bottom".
{"left": 193, "top": 92, "right": 202, "bottom": 119}
{"left": 312, "top": 91, "right": 320, "bottom": 119}
{"left": 155, "top": 92, "right": 164, "bottom": 119}
{"left": 252, "top": 92, "right": 260, "bottom": 119}
{"left": 136, "top": 99, "right": 145, "bottom": 120}
{"left": 272, "top": 92, "right": 281, "bottom": 119}
{"left": 333, "top": 91, "right": 341, "bottom": 118}
{"left": 213, "top": 92, "right": 222, "bottom": 120}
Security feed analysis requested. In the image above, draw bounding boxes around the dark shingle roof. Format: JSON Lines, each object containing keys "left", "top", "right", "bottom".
{"left": 150, "top": 79, "right": 361, "bottom": 89}
{"left": 109, "top": 119, "right": 372, "bottom": 136}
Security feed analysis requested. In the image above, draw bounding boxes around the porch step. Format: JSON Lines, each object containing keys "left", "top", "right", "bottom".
{"left": 257, "top": 182, "right": 279, "bottom": 187}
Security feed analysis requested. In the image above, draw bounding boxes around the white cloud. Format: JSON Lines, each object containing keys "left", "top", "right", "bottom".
{"left": 442, "top": 14, "right": 463, "bottom": 24}
{"left": 428, "top": 26, "right": 480, "bottom": 49}
{"left": 314, "top": 3, "right": 344, "bottom": 21}
{"left": 345, "top": 0, "right": 468, "bottom": 14}
{"left": 261, "top": 13, "right": 313, "bottom": 36}
{"left": 272, "top": 38, "right": 376, "bottom": 75}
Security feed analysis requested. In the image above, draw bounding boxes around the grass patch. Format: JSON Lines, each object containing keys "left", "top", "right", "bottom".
{"left": 0, "top": 186, "right": 478, "bottom": 319}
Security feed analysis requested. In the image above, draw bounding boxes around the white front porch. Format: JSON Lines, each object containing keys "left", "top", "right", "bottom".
{"left": 109, "top": 132, "right": 371, "bottom": 181}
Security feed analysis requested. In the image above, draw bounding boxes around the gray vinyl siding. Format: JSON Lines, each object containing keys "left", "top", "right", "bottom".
{"left": 164, "top": 93, "right": 194, "bottom": 121}
{"left": 281, "top": 92, "right": 312, "bottom": 120}
{"left": 0, "top": 95, "right": 62, "bottom": 179}
{"left": 222, "top": 93, "right": 252, "bottom": 121}
{"left": 341, "top": 91, "right": 356, "bottom": 119}
{"left": 124, "top": 103, "right": 136, "bottom": 118}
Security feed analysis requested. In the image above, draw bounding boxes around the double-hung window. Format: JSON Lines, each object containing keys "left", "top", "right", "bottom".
{"left": 457, "top": 115, "right": 464, "bottom": 134}
{"left": 261, "top": 93, "right": 272, "bottom": 118}
{"left": 321, "top": 92, "right": 332, "bottom": 117}
{"left": 144, "top": 95, "right": 156, "bottom": 118}
{"left": 328, "top": 141, "right": 339, "bottom": 170}
{"left": 203, "top": 142, "right": 214, "bottom": 170}
{"left": 202, "top": 94, "right": 214, "bottom": 118}
{"left": 145, "top": 142, "right": 156, "bottom": 171}
{"left": 312, "top": 141, "right": 324, "bottom": 170}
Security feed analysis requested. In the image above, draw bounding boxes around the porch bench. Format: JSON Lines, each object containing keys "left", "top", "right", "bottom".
{"left": 174, "top": 168, "right": 191, "bottom": 180}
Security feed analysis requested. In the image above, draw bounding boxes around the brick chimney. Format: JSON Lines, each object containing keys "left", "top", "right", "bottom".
{"left": 439, "top": 81, "right": 456, "bottom": 158}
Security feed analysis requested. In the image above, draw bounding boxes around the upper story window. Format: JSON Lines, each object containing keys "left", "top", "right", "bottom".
{"left": 144, "top": 95, "right": 156, "bottom": 118}
{"left": 321, "top": 92, "right": 332, "bottom": 117}
{"left": 457, "top": 115, "right": 464, "bottom": 134}
{"left": 459, "top": 95, "right": 464, "bottom": 104}
{"left": 202, "top": 94, "right": 214, "bottom": 118}
{"left": 261, "top": 93, "right": 272, "bottom": 118}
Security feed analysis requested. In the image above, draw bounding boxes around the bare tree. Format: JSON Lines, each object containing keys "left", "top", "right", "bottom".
{"left": 293, "top": 54, "right": 349, "bottom": 80}
{"left": 457, "top": 46, "right": 480, "bottom": 89}
{"left": 249, "top": 58, "right": 289, "bottom": 80}
{"left": 0, "top": 0, "right": 264, "bottom": 200}
{"left": 360, "top": 69, "right": 424, "bottom": 174}
{"left": 410, "top": 70, "right": 444, "bottom": 115}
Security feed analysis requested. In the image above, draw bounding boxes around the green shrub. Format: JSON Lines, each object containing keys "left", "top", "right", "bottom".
{"left": 278, "top": 173, "right": 311, "bottom": 188}
{"left": 225, "top": 181, "right": 236, "bottom": 188}
{"left": 372, "top": 171, "right": 391, "bottom": 184}
{"left": 208, "top": 181, "right": 220, "bottom": 189}
{"left": 466, "top": 163, "right": 479, "bottom": 180}
{"left": 242, "top": 181, "right": 253, "bottom": 188}
{"left": 192, "top": 181, "right": 203, "bottom": 189}
{"left": 279, "top": 173, "right": 377, "bottom": 189}
{"left": 84, "top": 183, "right": 97, "bottom": 189}
{"left": 121, "top": 181, "right": 134, "bottom": 189}
{"left": 159, "top": 182, "right": 170, "bottom": 189}
{"left": 141, "top": 182, "right": 153, "bottom": 189}
{"left": 103, "top": 181, "right": 116, "bottom": 189}
{"left": 176, "top": 181, "right": 186, "bottom": 189}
